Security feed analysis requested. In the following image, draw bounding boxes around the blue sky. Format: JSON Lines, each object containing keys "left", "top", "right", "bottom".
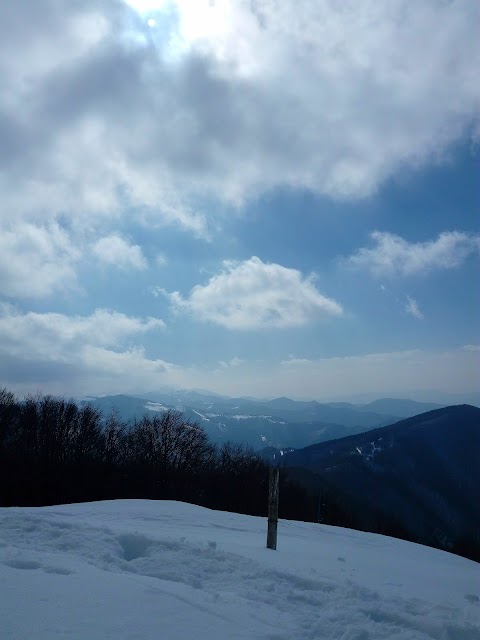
{"left": 0, "top": 0, "right": 479, "bottom": 400}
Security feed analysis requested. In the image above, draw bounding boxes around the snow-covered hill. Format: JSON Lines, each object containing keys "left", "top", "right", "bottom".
{"left": 1, "top": 500, "right": 478, "bottom": 639}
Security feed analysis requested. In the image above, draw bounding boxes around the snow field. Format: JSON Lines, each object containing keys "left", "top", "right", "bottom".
{"left": 0, "top": 500, "right": 479, "bottom": 639}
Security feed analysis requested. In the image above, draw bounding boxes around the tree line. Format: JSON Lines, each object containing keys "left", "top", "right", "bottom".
{"left": 0, "top": 388, "right": 313, "bottom": 521}
{"left": 4, "top": 388, "right": 475, "bottom": 561}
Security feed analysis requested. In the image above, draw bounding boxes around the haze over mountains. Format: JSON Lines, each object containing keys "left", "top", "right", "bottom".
{"left": 79, "top": 390, "right": 451, "bottom": 450}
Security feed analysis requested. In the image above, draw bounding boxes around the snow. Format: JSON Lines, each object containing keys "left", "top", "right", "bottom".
{"left": 355, "top": 441, "right": 384, "bottom": 462}
{"left": 1, "top": 501, "right": 478, "bottom": 640}
{"left": 191, "top": 409, "right": 210, "bottom": 421}
{"left": 230, "top": 414, "right": 286, "bottom": 424}
{"left": 144, "top": 402, "right": 168, "bottom": 412}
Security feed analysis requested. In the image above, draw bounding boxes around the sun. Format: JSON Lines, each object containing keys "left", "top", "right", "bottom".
{"left": 123, "top": 0, "right": 246, "bottom": 69}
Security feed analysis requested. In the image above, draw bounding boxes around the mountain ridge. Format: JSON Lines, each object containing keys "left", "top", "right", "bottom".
{"left": 283, "top": 404, "right": 480, "bottom": 560}
{"left": 78, "top": 390, "right": 441, "bottom": 449}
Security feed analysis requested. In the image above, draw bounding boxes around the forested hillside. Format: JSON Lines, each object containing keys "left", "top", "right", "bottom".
{"left": 283, "top": 405, "right": 480, "bottom": 561}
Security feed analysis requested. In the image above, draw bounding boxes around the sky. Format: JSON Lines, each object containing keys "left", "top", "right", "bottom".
{"left": 0, "top": 0, "right": 479, "bottom": 401}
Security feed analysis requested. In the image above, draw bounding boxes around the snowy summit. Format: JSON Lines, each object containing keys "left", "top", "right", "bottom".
{"left": 1, "top": 500, "right": 478, "bottom": 639}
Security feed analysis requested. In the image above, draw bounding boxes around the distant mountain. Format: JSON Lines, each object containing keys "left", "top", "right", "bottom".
{"left": 331, "top": 390, "right": 480, "bottom": 407}
{"left": 354, "top": 398, "right": 443, "bottom": 417}
{"left": 283, "top": 405, "right": 480, "bottom": 560}
{"left": 79, "top": 394, "right": 160, "bottom": 423}
{"left": 322, "top": 398, "right": 443, "bottom": 418}
{"left": 79, "top": 391, "right": 406, "bottom": 449}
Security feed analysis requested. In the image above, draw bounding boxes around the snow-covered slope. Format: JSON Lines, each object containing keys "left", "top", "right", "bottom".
{"left": 1, "top": 500, "right": 478, "bottom": 639}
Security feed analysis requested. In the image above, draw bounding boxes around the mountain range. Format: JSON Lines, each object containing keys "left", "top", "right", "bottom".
{"left": 79, "top": 390, "right": 446, "bottom": 450}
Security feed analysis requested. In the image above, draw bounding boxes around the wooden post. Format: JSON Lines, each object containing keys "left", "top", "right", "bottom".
{"left": 267, "top": 467, "right": 279, "bottom": 550}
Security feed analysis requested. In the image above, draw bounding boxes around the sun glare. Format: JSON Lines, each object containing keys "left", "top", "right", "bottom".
{"left": 175, "top": 0, "right": 231, "bottom": 42}
{"left": 123, "top": 0, "right": 252, "bottom": 71}
{"left": 125, "top": 0, "right": 232, "bottom": 44}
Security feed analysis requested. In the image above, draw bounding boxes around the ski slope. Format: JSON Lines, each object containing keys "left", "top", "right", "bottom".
{"left": 0, "top": 500, "right": 478, "bottom": 639}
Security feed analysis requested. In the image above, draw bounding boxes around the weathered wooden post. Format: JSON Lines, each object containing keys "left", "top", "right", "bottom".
{"left": 266, "top": 467, "right": 279, "bottom": 550}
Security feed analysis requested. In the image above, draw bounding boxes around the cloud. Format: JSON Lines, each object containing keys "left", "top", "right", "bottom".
{"left": 0, "top": 0, "right": 479, "bottom": 240}
{"left": 161, "top": 256, "right": 343, "bottom": 329}
{"left": 80, "top": 345, "right": 172, "bottom": 378}
{"left": 346, "top": 231, "right": 480, "bottom": 277}
{"left": 1, "top": 324, "right": 478, "bottom": 400}
{"left": 0, "top": 305, "right": 165, "bottom": 361}
{"left": 92, "top": 235, "right": 147, "bottom": 270}
{"left": 0, "top": 304, "right": 180, "bottom": 396}
{"left": 405, "top": 296, "right": 424, "bottom": 320}
{"left": 0, "top": 223, "right": 80, "bottom": 298}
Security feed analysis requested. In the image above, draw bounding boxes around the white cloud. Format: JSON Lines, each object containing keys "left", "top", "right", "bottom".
{"left": 81, "top": 345, "right": 172, "bottom": 378}
{"left": 405, "top": 296, "right": 424, "bottom": 320}
{"left": 0, "top": 223, "right": 80, "bottom": 298}
{"left": 0, "top": 305, "right": 180, "bottom": 396}
{"left": 346, "top": 231, "right": 480, "bottom": 277}
{"left": 0, "top": 305, "right": 165, "bottom": 362}
{"left": 162, "top": 256, "right": 343, "bottom": 329}
{"left": 92, "top": 235, "right": 147, "bottom": 270}
{"left": 0, "top": 0, "right": 478, "bottom": 240}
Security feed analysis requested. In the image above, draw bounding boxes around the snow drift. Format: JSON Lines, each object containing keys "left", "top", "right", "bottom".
{"left": 1, "top": 500, "right": 478, "bottom": 639}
